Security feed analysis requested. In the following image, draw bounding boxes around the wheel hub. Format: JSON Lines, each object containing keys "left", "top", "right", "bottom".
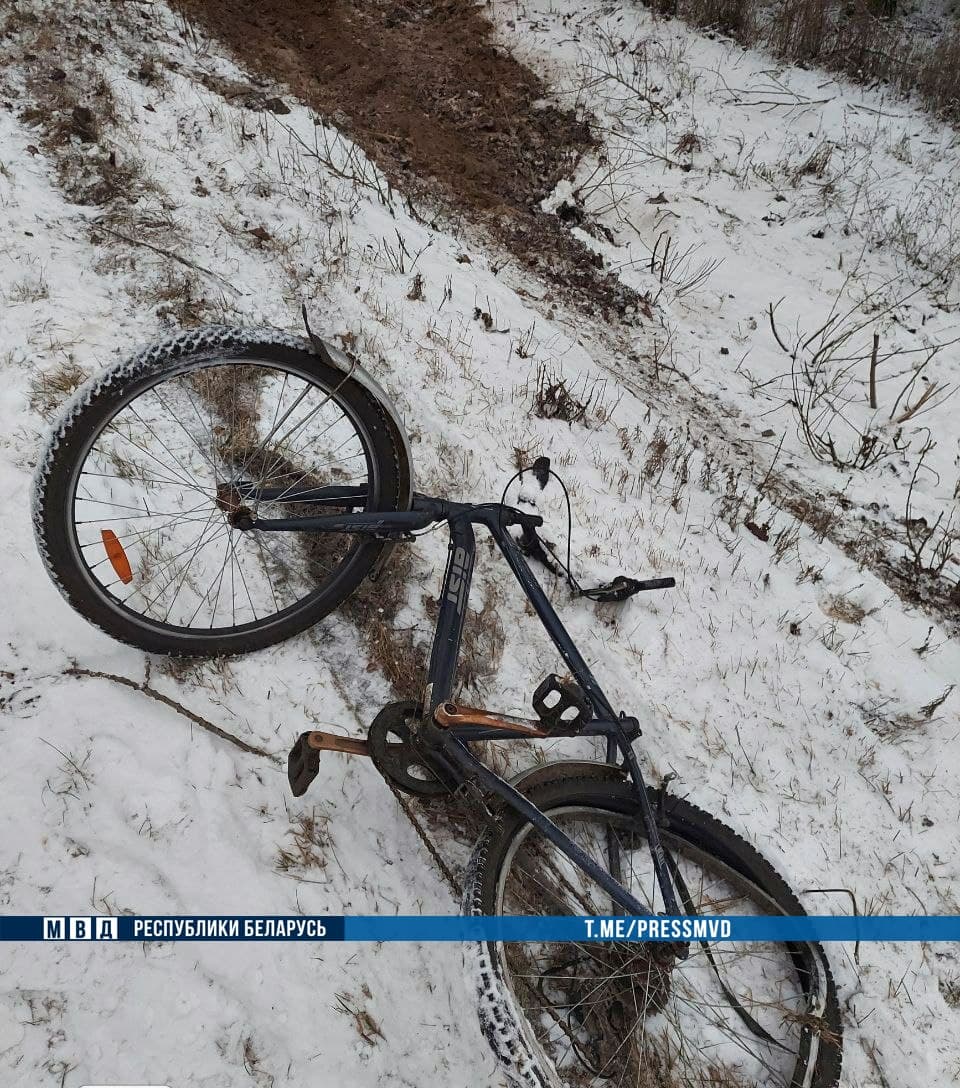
{"left": 585, "top": 942, "right": 675, "bottom": 1019}
{"left": 216, "top": 481, "right": 252, "bottom": 527}
{"left": 559, "top": 943, "right": 676, "bottom": 1074}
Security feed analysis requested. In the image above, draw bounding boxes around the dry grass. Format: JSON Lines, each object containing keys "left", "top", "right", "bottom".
{"left": 657, "top": 0, "right": 756, "bottom": 38}
{"left": 526, "top": 363, "right": 620, "bottom": 427}
{"left": 274, "top": 808, "right": 330, "bottom": 873}
{"left": 423, "top": 579, "right": 505, "bottom": 697}
{"left": 340, "top": 548, "right": 428, "bottom": 699}
{"left": 459, "top": 582, "right": 505, "bottom": 694}
{"left": 8, "top": 273, "right": 49, "bottom": 304}
{"left": 821, "top": 592, "right": 868, "bottom": 625}
{"left": 940, "top": 973, "right": 960, "bottom": 1009}
{"left": 28, "top": 359, "right": 88, "bottom": 419}
{"left": 240, "top": 1035, "right": 274, "bottom": 1088}
{"left": 134, "top": 268, "right": 213, "bottom": 327}
{"left": 655, "top": 1, "right": 960, "bottom": 122}
{"left": 333, "top": 990, "right": 385, "bottom": 1046}
{"left": 42, "top": 743, "right": 93, "bottom": 801}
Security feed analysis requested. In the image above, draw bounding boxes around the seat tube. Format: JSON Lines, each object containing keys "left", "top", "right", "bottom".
{"left": 424, "top": 517, "right": 476, "bottom": 715}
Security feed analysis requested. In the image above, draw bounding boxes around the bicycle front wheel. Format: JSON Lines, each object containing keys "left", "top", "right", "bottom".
{"left": 464, "top": 778, "right": 842, "bottom": 1088}
{"left": 34, "top": 326, "right": 406, "bottom": 656}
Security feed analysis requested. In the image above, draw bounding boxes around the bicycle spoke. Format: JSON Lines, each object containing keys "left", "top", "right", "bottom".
{"left": 127, "top": 404, "right": 213, "bottom": 492}
{"left": 232, "top": 382, "right": 313, "bottom": 482}
{"left": 100, "top": 424, "right": 210, "bottom": 498}
{"left": 496, "top": 809, "right": 821, "bottom": 1087}
{"left": 160, "top": 513, "right": 228, "bottom": 624}
{"left": 68, "top": 358, "right": 374, "bottom": 634}
{"left": 135, "top": 514, "right": 226, "bottom": 616}
{"left": 150, "top": 384, "right": 222, "bottom": 483}
{"left": 82, "top": 510, "right": 216, "bottom": 566}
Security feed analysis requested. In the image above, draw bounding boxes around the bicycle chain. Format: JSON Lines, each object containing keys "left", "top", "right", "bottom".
{"left": 386, "top": 781, "right": 461, "bottom": 895}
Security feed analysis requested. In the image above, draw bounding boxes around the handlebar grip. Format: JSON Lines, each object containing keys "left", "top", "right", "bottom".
{"left": 634, "top": 576, "right": 676, "bottom": 591}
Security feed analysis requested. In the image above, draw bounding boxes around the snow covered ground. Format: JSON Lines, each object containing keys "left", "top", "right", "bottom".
{"left": 0, "top": 1, "right": 958, "bottom": 1085}
{"left": 501, "top": 1, "right": 960, "bottom": 565}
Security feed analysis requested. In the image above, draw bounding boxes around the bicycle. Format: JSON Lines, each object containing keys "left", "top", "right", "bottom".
{"left": 34, "top": 324, "right": 842, "bottom": 1088}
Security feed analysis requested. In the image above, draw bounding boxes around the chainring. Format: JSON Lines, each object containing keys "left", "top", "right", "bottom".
{"left": 368, "top": 700, "right": 454, "bottom": 798}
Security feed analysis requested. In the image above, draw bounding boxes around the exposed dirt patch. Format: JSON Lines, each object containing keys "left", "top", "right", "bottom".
{"left": 171, "top": 0, "right": 642, "bottom": 319}
{"left": 175, "top": 0, "right": 583, "bottom": 215}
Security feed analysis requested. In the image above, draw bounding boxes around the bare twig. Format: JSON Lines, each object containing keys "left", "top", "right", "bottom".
{"left": 868, "top": 332, "right": 880, "bottom": 410}
{"left": 892, "top": 381, "right": 945, "bottom": 424}
{"left": 95, "top": 225, "right": 242, "bottom": 294}
{"left": 768, "top": 299, "right": 793, "bottom": 355}
{"left": 64, "top": 666, "right": 279, "bottom": 763}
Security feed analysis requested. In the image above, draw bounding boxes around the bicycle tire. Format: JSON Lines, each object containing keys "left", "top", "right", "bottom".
{"left": 33, "top": 326, "right": 407, "bottom": 656}
{"left": 463, "top": 777, "right": 842, "bottom": 1088}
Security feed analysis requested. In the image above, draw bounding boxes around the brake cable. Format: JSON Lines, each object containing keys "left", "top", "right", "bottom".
{"left": 501, "top": 458, "right": 665, "bottom": 603}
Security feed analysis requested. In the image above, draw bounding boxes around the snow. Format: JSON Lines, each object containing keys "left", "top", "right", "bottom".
{"left": 0, "top": 0, "right": 958, "bottom": 1086}
{"left": 501, "top": 3, "right": 960, "bottom": 522}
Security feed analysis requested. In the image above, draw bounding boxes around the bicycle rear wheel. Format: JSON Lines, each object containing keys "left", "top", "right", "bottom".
{"left": 464, "top": 778, "right": 842, "bottom": 1088}
{"left": 34, "top": 326, "right": 407, "bottom": 656}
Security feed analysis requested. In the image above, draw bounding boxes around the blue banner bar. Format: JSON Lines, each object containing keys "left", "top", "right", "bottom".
{"left": 343, "top": 915, "right": 960, "bottom": 942}
{"left": 2, "top": 915, "right": 960, "bottom": 942}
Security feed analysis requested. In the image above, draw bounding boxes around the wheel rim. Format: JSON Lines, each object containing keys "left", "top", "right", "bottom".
{"left": 493, "top": 806, "right": 833, "bottom": 1088}
{"left": 64, "top": 357, "right": 380, "bottom": 638}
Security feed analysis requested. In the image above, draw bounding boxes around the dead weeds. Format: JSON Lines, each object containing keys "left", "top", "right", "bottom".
{"left": 275, "top": 807, "right": 331, "bottom": 873}
{"left": 820, "top": 592, "right": 868, "bottom": 626}
{"left": 333, "top": 990, "right": 385, "bottom": 1046}
{"left": 339, "top": 548, "right": 428, "bottom": 699}
{"left": 28, "top": 358, "right": 88, "bottom": 419}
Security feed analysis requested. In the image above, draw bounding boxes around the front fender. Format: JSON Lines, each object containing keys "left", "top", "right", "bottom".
{"left": 320, "top": 338, "right": 414, "bottom": 513}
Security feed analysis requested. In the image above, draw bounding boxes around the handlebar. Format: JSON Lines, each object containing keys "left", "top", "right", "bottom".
{"left": 518, "top": 519, "right": 675, "bottom": 601}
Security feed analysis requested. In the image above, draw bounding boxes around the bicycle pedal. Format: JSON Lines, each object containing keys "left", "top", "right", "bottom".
{"left": 532, "top": 674, "right": 591, "bottom": 734}
{"left": 288, "top": 732, "right": 320, "bottom": 797}
{"left": 287, "top": 730, "right": 370, "bottom": 797}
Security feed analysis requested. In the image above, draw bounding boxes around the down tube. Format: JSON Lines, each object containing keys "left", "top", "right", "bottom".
{"left": 490, "top": 520, "right": 682, "bottom": 916}
{"left": 424, "top": 518, "right": 476, "bottom": 714}
{"left": 490, "top": 524, "right": 617, "bottom": 721}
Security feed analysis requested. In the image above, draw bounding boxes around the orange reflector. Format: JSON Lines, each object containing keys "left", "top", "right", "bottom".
{"left": 101, "top": 529, "right": 133, "bottom": 584}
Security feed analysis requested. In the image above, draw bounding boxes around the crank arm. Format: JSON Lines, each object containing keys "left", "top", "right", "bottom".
{"left": 304, "top": 731, "right": 370, "bottom": 757}
{"left": 434, "top": 701, "right": 547, "bottom": 738}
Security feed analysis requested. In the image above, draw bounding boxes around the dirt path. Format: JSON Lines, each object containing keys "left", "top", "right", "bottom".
{"left": 171, "top": 0, "right": 648, "bottom": 317}
{"left": 178, "top": 0, "right": 586, "bottom": 215}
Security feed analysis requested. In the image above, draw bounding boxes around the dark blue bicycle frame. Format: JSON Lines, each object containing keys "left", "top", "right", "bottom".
{"left": 248, "top": 490, "right": 681, "bottom": 916}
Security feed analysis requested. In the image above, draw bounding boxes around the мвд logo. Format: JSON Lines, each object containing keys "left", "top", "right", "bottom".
{"left": 43, "top": 916, "right": 118, "bottom": 940}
